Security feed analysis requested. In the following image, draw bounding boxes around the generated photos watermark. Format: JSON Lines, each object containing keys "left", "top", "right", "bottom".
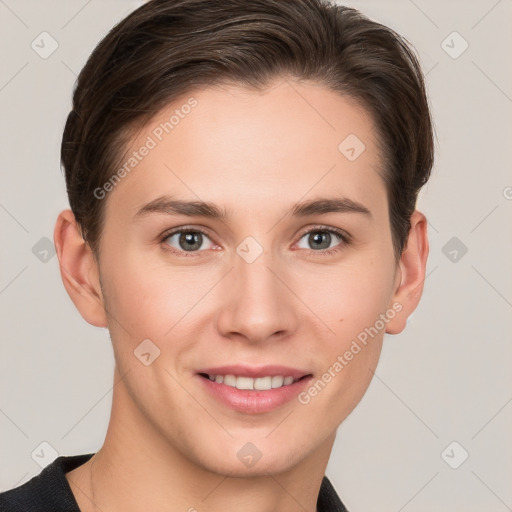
{"left": 298, "top": 301, "right": 403, "bottom": 405}
{"left": 93, "top": 97, "right": 198, "bottom": 200}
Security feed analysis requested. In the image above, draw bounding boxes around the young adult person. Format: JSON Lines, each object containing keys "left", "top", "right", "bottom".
{"left": 0, "top": 0, "right": 433, "bottom": 510}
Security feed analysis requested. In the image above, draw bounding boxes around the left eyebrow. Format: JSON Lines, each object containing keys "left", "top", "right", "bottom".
{"left": 134, "top": 195, "right": 372, "bottom": 220}
{"left": 291, "top": 197, "right": 372, "bottom": 218}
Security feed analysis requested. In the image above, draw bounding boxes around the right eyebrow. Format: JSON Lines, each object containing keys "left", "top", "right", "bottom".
{"left": 134, "top": 196, "right": 229, "bottom": 220}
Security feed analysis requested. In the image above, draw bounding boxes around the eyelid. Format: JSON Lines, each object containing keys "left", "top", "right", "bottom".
{"left": 160, "top": 225, "right": 211, "bottom": 238}
{"left": 295, "top": 224, "right": 351, "bottom": 243}
{"left": 159, "top": 224, "right": 351, "bottom": 257}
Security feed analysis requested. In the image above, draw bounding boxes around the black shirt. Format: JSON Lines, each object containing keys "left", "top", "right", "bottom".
{"left": 0, "top": 453, "right": 348, "bottom": 511}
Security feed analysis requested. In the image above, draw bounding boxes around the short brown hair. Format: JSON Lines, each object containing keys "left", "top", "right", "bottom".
{"left": 61, "top": 0, "right": 434, "bottom": 260}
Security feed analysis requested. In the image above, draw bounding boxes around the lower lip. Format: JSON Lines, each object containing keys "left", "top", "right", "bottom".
{"left": 197, "top": 374, "right": 313, "bottom": 414}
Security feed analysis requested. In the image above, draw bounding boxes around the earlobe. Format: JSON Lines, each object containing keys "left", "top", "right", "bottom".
{"left": 386, "top": 210, "right": 429, "bottom": 335}
{"left": 53, "top": 209, "right": 108, "bottom": 328}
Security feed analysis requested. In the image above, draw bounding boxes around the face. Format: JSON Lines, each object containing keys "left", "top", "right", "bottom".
{"left": 93, "top": 79, "right": 401, "bottom": 475}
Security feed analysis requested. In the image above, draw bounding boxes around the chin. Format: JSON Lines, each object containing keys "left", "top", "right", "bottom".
{"left": 191, "top": 441, "right": 303, "bottom": 477}
{"left": 212, "top": 457, "right": 298, "bottom": 478}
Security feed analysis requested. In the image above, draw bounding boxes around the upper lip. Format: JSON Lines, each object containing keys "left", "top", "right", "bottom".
{"left": 197, "top": 365, "right": 311, "bottom": 380}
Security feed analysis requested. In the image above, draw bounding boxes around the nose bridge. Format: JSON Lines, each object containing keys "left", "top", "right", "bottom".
{"left": 217, "top": 241, "right": 296, "bottom": 342}
{"left": 236, "top": 246, "right": 279, "bottom": 299}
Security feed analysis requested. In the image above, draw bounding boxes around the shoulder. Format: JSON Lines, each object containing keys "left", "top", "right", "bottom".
{"left": 0, "top": 453, "right": 94, "bottom": 512}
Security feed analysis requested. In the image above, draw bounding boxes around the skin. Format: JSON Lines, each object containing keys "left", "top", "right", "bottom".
{"left": 54, "top": 78, "right": 428, "bottom": 512}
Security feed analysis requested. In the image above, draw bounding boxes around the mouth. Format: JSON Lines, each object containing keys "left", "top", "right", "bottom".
{"left": 196, "top": 365, "right": 313, "bottom": 413}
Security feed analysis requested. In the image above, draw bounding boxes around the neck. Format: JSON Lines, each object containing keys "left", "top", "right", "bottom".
{"left": 72, "top": 365, "right": 334, "bottom": 512}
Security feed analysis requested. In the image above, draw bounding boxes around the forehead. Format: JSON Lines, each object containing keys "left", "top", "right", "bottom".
{"left": 104, "top": 79, "right": 387, "bottom": 221}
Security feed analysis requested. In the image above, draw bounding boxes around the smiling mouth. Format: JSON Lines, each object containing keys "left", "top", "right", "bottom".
{"left": 198, "top": 373, "right": 311, "bottom": 391}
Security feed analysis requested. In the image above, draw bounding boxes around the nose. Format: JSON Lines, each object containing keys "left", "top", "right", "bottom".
{"left": 216, "top": 249, "right": 299, "bottom": 345}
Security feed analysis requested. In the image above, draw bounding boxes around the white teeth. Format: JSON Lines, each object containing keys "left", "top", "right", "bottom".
{"left": 223, "top": 374, "right": 237, "bottom": 387}
{"left": 235, "top": 376, "right": 254, "bottom": 390}
{"left": 207, "top": 374, "right": 297, "bottom": 390}
{"left": 271, "top": 376, "right": 284, "bottom": 388}
{"left": 254, "top": 376, "right": 272, "bottom": 390}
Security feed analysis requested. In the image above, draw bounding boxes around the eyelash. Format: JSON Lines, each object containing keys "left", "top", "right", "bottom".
{"left": 159, "top": 225, "right": 351, "bottom": 258}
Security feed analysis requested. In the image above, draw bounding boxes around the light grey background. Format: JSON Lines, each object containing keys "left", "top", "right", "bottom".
{"left": 1, "top": 1, "right": 511, "bottom": 510}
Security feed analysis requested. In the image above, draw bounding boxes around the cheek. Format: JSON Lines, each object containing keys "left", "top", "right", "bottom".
{"left": 294, "top": 256, "right": 395, "bottom": 335}
{"left": 292, "top": 259, "right": 391, "bottom": 406}
{"left": 103, "top": 242, "right": 395, "bottom": 346}
{"left": 100, "top": 250, "right": 204, "bottom": 337}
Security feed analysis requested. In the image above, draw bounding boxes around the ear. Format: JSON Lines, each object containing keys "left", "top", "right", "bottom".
{"left": 53, "top": 209, "right": 108, "bottom": 328}
{"left": 385, "top": 210, "right": 429, "bottom": 334}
